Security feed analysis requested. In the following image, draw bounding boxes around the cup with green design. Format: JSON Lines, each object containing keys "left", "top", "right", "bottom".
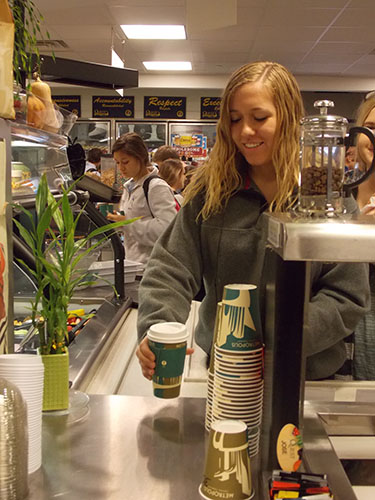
{"left": 216, "top": 284, "right": 263, "bottom": 352}
{"left": 199, "top": 419, "right": 253, "bottom": 500}
{"left": 96, "top": 202, "right": 114, "bottom": 217}
{"left": 147, "top": 322, "right": 189, "bottom": 399}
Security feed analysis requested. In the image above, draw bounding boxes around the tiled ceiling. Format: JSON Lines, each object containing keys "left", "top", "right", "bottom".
{"left": 31, "top": 0, "right": 375, "bottom": 81}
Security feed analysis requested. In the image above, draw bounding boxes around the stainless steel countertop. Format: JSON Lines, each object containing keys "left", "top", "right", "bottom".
{"left": 266, "top": 212, "right": 375, "bottom": 262}
{"left": 27, "top": 395, "right": 373, "bottom": 500}
{"left": 28, "top": 395, "right": 209, "bottom": 500}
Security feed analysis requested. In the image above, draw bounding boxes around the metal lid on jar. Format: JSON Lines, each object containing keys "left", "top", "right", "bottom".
{"left": 301, "top": 100, "right": 348, "bottom": 128}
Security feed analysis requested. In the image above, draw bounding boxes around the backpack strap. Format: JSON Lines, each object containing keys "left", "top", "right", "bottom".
{"left": 142, "top": 174, "right": 160, "bottom": 217}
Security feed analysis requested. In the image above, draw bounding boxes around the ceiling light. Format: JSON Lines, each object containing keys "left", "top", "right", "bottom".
{"left": 143, "top": 61, "right": 192, "bottom": 71}
{"left": 120, "top": 25, "right": 186, "bottom": 40}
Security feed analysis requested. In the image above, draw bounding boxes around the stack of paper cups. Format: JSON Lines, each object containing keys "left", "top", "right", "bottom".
{"left": 0, "top": 354, "right": 44, "bottom": 473}
{"left": 206, "top": 284, "right": 264, "bottom": 457}
{"left": 205, "top": 303, "right": 222, "bottom": 431}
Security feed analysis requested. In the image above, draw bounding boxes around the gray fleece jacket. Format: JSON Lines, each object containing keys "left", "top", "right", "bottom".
{"left": 137, "top": 182, "right": 370, "bottom": 380}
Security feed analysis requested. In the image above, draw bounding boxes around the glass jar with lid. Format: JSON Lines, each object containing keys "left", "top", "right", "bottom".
{"left": 299, "top": 100, "right": 348, "bottom": 215}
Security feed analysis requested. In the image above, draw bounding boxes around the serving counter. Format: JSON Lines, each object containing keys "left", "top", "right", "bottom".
{"left": 26, "top": 394, "right": 373, "bottom": 500}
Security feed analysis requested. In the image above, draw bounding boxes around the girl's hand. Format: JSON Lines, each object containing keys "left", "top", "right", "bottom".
{"left": 107, "top": 211, "right": 126, "bottom": 222}
{"left": 135, "top": 336, "right": 194, "bottom": 380}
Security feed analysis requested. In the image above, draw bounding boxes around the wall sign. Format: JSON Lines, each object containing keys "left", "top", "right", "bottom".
{"left": 52, "top": 95, "right": 81, "bottom": 117}
{"left": 144, "top": 96, "right": 186, "bottom": 119}
{"left": 92, "top": 96, "right": 134, "bottom": 118}
{"left": 200, "top": 97, "right": 221, "bottom": 120}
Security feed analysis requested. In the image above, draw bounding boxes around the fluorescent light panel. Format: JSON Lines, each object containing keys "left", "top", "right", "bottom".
{"left": 143, "top": 61, "right": 192, "bottom": 71}
{"left": 120, "top": 25, "right": 186, "bottom": 40}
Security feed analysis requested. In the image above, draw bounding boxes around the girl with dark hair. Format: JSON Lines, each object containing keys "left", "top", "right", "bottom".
{"left": 107, "top": 132, "right": 176, "bottom": 265}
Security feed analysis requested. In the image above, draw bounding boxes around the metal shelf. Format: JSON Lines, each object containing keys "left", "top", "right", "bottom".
{"left": 266, "top": 212, "right": 375, "bottom": 262}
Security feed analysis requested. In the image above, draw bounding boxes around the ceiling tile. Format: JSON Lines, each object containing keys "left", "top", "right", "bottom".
{"left": 108, "top": 6, "right": 184, "bottom": 25}
{"left": 50, "top": 26, "right": 111, "bottom": 41}
{"left": 252, "top": 26, "right": 325, "bottom": 42}
{"left": 334, "top": 8, "right": 375, "bottom": 26}
{"left": 31, "top": 0, "right": 375, "bottom": 82}
{"left": 135, "top": 48, "right": 193, "bottom": 60}
{"left": 267, "top": 0, "right": 349, "bottom": 6}
{"left": 308, "top": 41, "right": 375, "bottom": 56}
{"left": 322, "top": 27, "right": 375, "bottom": 43}
{"left": 107, "top": 0, "right": 185, "bottom": 5}
{"left": 192, "top": 52, "right": 250, "bottom": 64}
{"left": 294, "top": 62, "right": 351, "bottom": 74}
{"left": 302, "top": 51, "right": 364, "bottom": 66}
{"left": 190, "top": 40, "right": 250, "bottom": 53}
{"left": 263, "top": 7, "right": 342, "bottom": 26}
{"left": 40, "top": 6, "right": 112, "bottom": 25}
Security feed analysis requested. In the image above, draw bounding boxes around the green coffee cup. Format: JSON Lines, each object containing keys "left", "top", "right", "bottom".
{"left": 97, "top": 203, "right": 113, "bottom": 217}
{"left": 147, "top": 322, "right": 189, "bottom": 399}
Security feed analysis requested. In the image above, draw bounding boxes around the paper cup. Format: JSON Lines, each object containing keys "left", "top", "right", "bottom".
{"left": 215, "top": 284, "right": 263, "bottom": 352}
{"left": 96, "top": 202, "right": 113, "bottom": 217}
{"left": 147, "top": 322, "right": 189, "bottom": 399}
{"left": 199, "top": 419, "right": 253, "bottom": 500}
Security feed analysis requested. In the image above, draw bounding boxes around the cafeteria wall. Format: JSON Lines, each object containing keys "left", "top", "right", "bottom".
{"left": 51, "top": 85, "right": 367, "bottom": 122}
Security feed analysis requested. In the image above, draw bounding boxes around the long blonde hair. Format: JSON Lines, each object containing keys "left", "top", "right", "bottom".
{"left": 184, "top": 61, "right": 304, "bottom": 219}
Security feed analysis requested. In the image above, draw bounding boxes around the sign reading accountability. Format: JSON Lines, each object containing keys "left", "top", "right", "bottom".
{"left": 52, "top": 95, "right": 81, "bottom": 117}
{"left": 92, "top": 96, "right": 134, "bottom": 118}
{"left": 200, "top": 97, "right": 221, "bottom": 120}
{"left": 144, "top": 96, "right": 186, "bottom": 119}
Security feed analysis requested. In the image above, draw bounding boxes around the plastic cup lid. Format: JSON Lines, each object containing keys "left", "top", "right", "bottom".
{"left": 147, "top": 322, "right": 188, "bottom": 343}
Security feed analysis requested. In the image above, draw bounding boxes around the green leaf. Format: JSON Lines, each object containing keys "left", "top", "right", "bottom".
{"left": 13, "top": 219, "right": 36, "bottom": 252}
{"left": 36, "top": 175, "right": 48, "bottom": 218}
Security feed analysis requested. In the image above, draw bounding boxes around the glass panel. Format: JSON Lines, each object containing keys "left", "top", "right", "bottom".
{"left": 69, "top": 120, "right": 111, "bottom": 152}
{"left": 116, "top": 121, "right": 167, "bottom": 151}
{"left": 168, "top": 121, "right": 217, "bottom": 162}
{"left": 11, "top": 124, "right": 71, "bottom": 198}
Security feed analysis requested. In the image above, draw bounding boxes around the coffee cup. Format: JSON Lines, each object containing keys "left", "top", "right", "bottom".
{"left": 216, "top": 284, "right": 263, "bottom": 352}
{"left": 199, "top": 419, "right": 253, "bottom": 500}
{"left": 147, "top": 322, "right": 189, "bottom": 399}
{"left": 96, "top": 202, "right": 114, "bottom": 217}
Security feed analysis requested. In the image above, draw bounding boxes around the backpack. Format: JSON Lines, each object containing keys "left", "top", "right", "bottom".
{"left": 142, "top": 174, "right": 160, "bottom": 217}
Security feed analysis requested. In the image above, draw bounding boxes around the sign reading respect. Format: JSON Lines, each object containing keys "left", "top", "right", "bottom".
{"left": 144, "top": 96, "right": 186, "bottom": 119}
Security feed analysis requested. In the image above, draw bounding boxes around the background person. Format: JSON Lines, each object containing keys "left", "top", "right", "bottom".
{"left": 158, "top": 158, "right": 186, "bottom": 208}
{"left": 85, "top": 147, "right": 102, "bottom": 176}
{"left": 107, "top": 133, "right": 176, "bottom": 266}
{"left": 152, "top": 145, "right": 180, "bottom": 168}
{"left": 135, "top": 61, "right": 369, "bottom": 382}
{"left": 348, "top": 95, "right": 375, "bottom": 380}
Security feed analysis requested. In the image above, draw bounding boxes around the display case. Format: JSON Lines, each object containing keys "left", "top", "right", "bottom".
{"left": 6, "top": 119, "right": 134, "bottom": 381}
{"left": 11, "top": 121, "right": 71, "bottom": 199}
{"left": 69, "top": 119, "right": 111, "bottom": 153}
{"left": 115, "top": 120, "right": 167, "bottom": 151}
{"left": 168, "top": 121, "right": 217, "bottom": 161}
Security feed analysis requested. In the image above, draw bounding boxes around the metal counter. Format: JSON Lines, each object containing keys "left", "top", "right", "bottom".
{"left": 266, "top": 212, "right": 375, "bottom": 262}
{"left": 28, "top": 395, "right": 208, "bottom": 500}
{"left": 26, "top": 395, "right": 370, "bottom": 500}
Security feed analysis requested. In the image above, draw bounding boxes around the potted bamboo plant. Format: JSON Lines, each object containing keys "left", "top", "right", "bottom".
{"left": 13, "top": 175, "right": 136, "bottom": 410}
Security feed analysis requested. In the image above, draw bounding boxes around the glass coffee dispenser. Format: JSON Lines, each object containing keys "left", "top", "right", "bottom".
{"left": 299, "top": 99, "right": 375, "bottom": 215}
